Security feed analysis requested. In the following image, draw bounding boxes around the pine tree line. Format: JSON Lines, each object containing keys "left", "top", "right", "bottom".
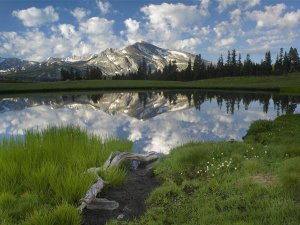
{"left": 113, "top": 47, "right": 299, "bottom": 81}
{"left": 61, "top": 66, "right": 103, "bottom": 81}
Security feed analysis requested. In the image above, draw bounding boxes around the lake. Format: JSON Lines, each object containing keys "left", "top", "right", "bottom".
{"left": 0, "top": 90, "right": 299, "bottom": 153}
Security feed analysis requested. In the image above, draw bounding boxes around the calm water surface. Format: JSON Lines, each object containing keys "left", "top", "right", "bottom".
{"left": 0, "top": 90, "right": 299, "bottom": 153}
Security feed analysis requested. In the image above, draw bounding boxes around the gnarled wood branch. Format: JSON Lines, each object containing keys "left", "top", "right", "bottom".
{"left": 78, "top": 177, "right": 105, "bottom": 212}
{"left": 102, "top": 151, "right": 159, "bottom": 170}
{"left": 78, "top": 151, "right": 159, "bottom": 212}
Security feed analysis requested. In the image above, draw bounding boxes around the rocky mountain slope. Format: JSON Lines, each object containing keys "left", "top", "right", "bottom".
{"left": 0, "top": 42, "right": 206, "bottom": 80}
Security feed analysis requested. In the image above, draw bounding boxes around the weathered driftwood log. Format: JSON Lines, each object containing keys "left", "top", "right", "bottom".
{"left": 86, "top": 167, "right": 101, "bottom": 175}
{"left": 86, "top": 198, "right": 119, "bottom": 210}
{"left": 102, "top": 151, "right": 159, "bottom": 170}
{"left": 78, "top": 151, "right": 159, "bottom": 212}
{"left": 78, "top": 177, "right": 105, "bottom": 212}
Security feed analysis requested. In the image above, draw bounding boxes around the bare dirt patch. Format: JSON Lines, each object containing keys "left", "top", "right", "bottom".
{"left": 252, "top": 174, "right": 277, "bottom": 187}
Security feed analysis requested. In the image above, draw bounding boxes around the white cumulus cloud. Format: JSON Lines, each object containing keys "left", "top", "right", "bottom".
{"left": 96, "top": 0, "right": 111, "bottom": 14}
{"left": 217, "top": 0, "right": 260, "bottom": 13}
{"left": 121, "top": 2, "right": 210, "bottom": 52}
{"left": 12, "top": 6, "right": 59, "bottom": 27}
{"left": 216, "top": 37, "right": 236, "bottom": 47}
{"left": 70, "top": 7, "right": 90, "bottom": 21}
{"left": 0, "top": 15, "right": 122, "bottom": 61}
{"left": 123, "top": 18, "right": 142, "bottom": 44}
{"left": 248, "top": 3, "right": 300, "bottom": 29}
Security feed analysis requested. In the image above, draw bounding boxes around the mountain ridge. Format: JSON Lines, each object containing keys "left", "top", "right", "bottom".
{"left": 0, "top": 42, "right": 208, "bottom": 81}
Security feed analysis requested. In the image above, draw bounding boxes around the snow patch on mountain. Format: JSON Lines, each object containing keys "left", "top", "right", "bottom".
{"left": 169, "top": 50, "right": 189, "bottom": 59}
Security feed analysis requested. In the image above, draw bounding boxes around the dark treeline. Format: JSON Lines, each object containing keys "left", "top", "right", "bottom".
{"left": 61, "top": 66, "right": 104, "bottom": 81}
{"left": 133, "top": 90, "right": 300, "bottom": 115}
{"left": 113, "top": 47, "right": 300, "bottom": 81}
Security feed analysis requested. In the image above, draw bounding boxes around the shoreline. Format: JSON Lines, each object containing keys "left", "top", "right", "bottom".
{"left": 0, "top": 73, "right": 299, "bottom": 95}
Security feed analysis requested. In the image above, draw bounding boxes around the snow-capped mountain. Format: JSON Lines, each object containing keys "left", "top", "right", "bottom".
{"left": 0, "top": 57, "right": 39, "bottom": 73}
{"left": 0, "top": 42, "right": 207, "bottom": 80}
{"left": 86, "top": 41, "right": 197, "bottom": 75}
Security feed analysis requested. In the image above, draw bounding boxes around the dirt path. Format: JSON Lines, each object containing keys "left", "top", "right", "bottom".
{"left": 83, "top": 167, "right": 161, "bottom": 225}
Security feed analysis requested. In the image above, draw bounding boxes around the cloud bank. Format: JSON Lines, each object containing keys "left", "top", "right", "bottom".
{"left": 1, "top": 1, "right": 299, "bottom": 61}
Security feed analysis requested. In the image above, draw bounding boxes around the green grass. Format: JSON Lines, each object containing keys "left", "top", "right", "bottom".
{"left": 108, "top": 114, "right": 300, "bottom": 225}
{"left": 0, "top": 126, "right": 132, "bottom": 225}
{"left": 0, "top": 73, "right": 300, "bottom": 94}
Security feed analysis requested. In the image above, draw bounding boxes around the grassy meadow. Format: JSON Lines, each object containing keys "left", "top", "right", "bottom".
{"left": 108, "top": 114, "right": 300, "bottom": 225}
{"left": 0, "top": 73, "right": 300, "bottom": 94}
{"left": 0, "top": 115, "right": 299, "bottom": 225}
{"left": 0, "top": 126, "right": 132, "bottom": 225}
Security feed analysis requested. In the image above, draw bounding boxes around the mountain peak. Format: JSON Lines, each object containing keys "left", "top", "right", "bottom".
{"left": 1, "top": 42, "right": 204, "bottom": 79}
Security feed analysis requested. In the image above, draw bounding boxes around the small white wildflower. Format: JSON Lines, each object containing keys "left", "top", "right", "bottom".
{"left": 197, "top": 171, "right": 200, "bottom": 174}
{"left": 235, "top": 167, "right": 237, "bottom": 170}
{"left": 251, "top": 147, "right": 254, "bottom": 150}
{"left": 265, "top": 151, "right": 267, "bottom": 154}
{"left": 221, "top": 153, "right": 224, "bottom": 155}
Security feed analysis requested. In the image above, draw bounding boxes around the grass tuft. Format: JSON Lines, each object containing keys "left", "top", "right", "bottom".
{"left": 278, "top": 157, "right": 300, "bottom": 196}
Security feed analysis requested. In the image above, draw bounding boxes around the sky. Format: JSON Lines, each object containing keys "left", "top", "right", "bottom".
{"left": 0, "top": 0, "right": 299, "bottom": 62}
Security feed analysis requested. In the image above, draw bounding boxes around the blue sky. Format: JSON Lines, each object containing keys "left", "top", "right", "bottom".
{"left": 0, "top": 0, "right": 299, "bottom": 62}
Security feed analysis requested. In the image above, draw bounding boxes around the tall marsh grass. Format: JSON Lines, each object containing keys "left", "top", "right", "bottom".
{"left": 0, "top": 126, "right": 132, "bottom": 224}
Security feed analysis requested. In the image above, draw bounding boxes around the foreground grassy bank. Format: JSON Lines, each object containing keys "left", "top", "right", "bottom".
{"left": 0, "top": 127, "right": 132, "bottom": 225}
{"left": 1, "top": 115, "right": 299, "bottom": 225}
{"left": 0, "top": 73, "right": 300, "bottom": 94}
{"left": 109, "top": 114, "right": 300, "bottom": 225}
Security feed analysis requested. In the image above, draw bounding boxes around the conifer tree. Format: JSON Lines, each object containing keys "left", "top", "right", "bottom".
{"left": 283, "top": 51, "right": 291, "bottom": 74}
{"left": 217, "top": 54, "right": 224, "bottom": 77}
{"left": 185, "top": 58, "right": 193, "bottom": 81}
{"left": 193, "top": 55, "right": 201, "bottom": 80}
{"left": 237, "top": 53, "right": 243, "bottom": 76}
{"left": 288, "top": 47, "right": 299, "bottom": 72}
{"left": 226, "top": 50, "right": 231, "bottom": 76}
{"left": 264, "top": 51, "right": 272, "bottom": 75}
{"left": 243, "top": 54, "right": 252, "bottom": 76}
{"left": 231, "top": 49, "right": 236, "bottom": 76}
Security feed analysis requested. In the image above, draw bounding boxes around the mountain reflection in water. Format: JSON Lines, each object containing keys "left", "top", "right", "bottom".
{"left": 0, "top": 90, "right": 299, "bottom": 153}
